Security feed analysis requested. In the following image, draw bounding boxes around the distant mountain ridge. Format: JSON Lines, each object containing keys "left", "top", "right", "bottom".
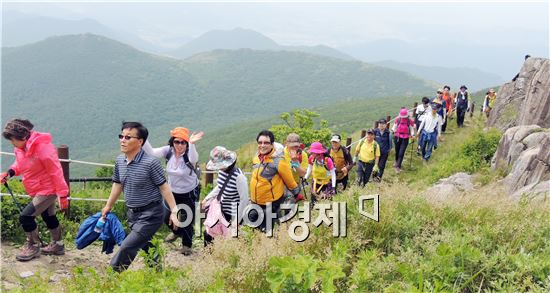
{"left": 374, "top": 60, "right": 505, "bottom": 91}
{"left": 169, "top": 28, "right": 355, "bottom": 61}
{"left": 2, "top": 34, "right": 435, "bottom": 173}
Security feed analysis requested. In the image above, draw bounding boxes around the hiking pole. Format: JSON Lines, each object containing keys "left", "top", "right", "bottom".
{"left": 409, "top": 139, "right": 415, "bottom": 169}
{"left": 300, "top": 178, "right": 309, "bottom": 200}
{"left": 3, "top": 182, "right": 23, "bottom": 213}
{"left": 4, "top": 182, "right": 46, "bottom": 247}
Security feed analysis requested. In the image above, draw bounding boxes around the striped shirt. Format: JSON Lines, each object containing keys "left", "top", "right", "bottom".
{"left": 205, "top": 168, "right": 249, "bottom": 218}
{"left": 112, "top": 149, "right": 166, "bottom": 208}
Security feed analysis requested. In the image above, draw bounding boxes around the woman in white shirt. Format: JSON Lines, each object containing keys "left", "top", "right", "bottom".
{"left": 143, "top": 127, "right": 203, "bottom": 255}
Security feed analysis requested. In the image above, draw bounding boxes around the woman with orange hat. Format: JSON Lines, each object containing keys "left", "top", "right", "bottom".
{"left": 143, "top": 127, "right": 203, "bottom": 255}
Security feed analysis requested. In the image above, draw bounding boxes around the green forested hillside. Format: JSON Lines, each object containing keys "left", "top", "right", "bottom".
{"left": 2, "top": 34, "right": 435, "bottom": 172}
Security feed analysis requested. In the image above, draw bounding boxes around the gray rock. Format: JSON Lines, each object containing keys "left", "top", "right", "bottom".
{"left": 492, "top": 125, "right": 550, "bottom": 198}
{"left": 426, "top": 172, "right": 474, "bottom": 201}
{"left": 487, "top": 58, "right": 550, "bottom": 131}
{"left": 19, "top": 271, "right": 34, "bottom": 278}
{"left": 510, "top": 180, "right": 550, "bottom": 202}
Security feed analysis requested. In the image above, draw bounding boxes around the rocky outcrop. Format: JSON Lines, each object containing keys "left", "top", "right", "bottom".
{"left": 426, "top": 173, "right": 474, "bottom": 201}
{"left": 487, "top": 58, "right": 550, "bottom": 131}
{"left": 492, "top": 125, "right": 550, "bottom": 201}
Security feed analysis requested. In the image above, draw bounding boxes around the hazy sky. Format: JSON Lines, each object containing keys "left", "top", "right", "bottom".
{"left": 5, "top": 1, "right": 549, "bottom": 49}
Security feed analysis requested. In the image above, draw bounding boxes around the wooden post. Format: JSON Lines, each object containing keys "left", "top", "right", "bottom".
{"left": 470, "top": 102, "right": 475, "bottom": 117}
{"left": 373, "top": 121, "right": 378, "bottom": 129}
{"left": 413, "top": 102, "right": 418, "bottom": 117}
{"left": 360, "top": 129, "right": 367, "bottom": 139}
{"left": 386, "top": 115, "right": 391, "bottom": 123}
{"left": 205, "top": 169, "right": 214, "bottom": 187}
{"left": 57, "top": 145, "right": 70, "bottom": 218}
{"left": 346, "top": 137, "right": 352, "bottom": 151}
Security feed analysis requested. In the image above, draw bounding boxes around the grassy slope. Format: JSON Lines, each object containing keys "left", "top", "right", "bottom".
{"left": 11, "top": 111, "right": 550, "bottom": 292}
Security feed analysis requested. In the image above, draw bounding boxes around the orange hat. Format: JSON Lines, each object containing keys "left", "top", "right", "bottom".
{"left": 170, "top": 127, "right": 189, "bottom": 142}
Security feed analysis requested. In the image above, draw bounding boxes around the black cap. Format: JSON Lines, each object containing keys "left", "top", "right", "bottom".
{"left": 378, "top": 118, "right": 387, "bottom": 124}
{"left": 460, "top": 85, "right": 468, "bottom": 90}
{"left": 367, "top": 128, "right": 375, "bottom": 134}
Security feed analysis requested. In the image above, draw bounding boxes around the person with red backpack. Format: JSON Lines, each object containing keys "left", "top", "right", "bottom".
{"left": 392, "top": 108, "right": 415, "bottom": 173}
{"left": 304, "top": 142, "right": 336, "bottom": 202}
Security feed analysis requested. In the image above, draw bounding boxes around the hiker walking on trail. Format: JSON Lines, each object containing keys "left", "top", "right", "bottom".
{"left": 374, "top": 119, "right": 392, "bottom": 180}
{"left": 415, "top": 97, "right": 431, "bottom": 155}
{"left": 250, "top": 130, "right": 301, "bottom": 231}
{"left": 304, "top": 142, "right": 336, "bottom": 201}
{"left": 101, "top": 122, "right": 179, "bottom": 272}
{"left": 392, "top": 108, "right": 415, "bottom": 173}
{"left": 441, "top": 85, "right": 454, "bottom": 132}
{"left": 455, "top": 85, "right": 470, "bottom": 127}
{"left": 202, "top": 146, "right": 249, "bottom": 245}
{"left": 142, "top": 127, "right": 203, "bottom": 255}
{"left": 483, "top": 89, "right": 497, "bottom": 118}
{"left": 327, "top": 134, "right": 353, "bottom": 190}
{"left": 283, "top": 133, "right": 308, "bottom": 201}
{"left": 1, "top": 119, "right": 69, "bottom": 261}
{"left": 354, "top": 129, "right": 381, "bottom": 186}
{"left": 417, "top": 104, "right": 443, "bottom": 162}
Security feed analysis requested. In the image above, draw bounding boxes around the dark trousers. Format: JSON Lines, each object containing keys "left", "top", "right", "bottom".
{"left": 111, "top": 203, "right": 164, "bottom": 272}
{"left": 394, "top": 137, "right": 409, "bottom": 169}
{"left": 356, "top": 160, "right": 374, "bottom": 187}
{"left": 377, "top": 152, "right": 389, "bottom": 179}
{"left": 442, "top": 115, "right": 448, "bottom": 132}
{"left": 457, "top": 107, "right": 467, "bottom": 127}
{"left": 165, "top": 186, "right": 200, "bottom": 248}
{"left": 336, "top": 175, "right": 349, "bottom": 190}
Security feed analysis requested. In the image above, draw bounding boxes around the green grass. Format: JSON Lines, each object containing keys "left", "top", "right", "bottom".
{"left": 7, "top": 113, "right": 550, "bottom": 292}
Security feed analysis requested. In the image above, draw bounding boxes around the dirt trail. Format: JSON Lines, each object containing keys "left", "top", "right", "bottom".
{"left": 1, "top": 241, "right": 200, "bottom": 290}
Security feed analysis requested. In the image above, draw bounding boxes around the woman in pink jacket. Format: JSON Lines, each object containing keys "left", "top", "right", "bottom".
{"left": 1, "top": 119, "right": 69, "bottom": 261}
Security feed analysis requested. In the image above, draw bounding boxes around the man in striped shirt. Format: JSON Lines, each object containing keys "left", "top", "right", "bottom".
{"left": 101, "top": 122, "right": 179, "bottom": 272}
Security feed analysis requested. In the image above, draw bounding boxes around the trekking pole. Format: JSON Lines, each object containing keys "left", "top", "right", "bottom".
{"left": 409, "top": 139, "right": 415, "bottom": 169}
{"left": 3, "top": 182, "right": 46, "bottom": 247}
{"left": 3, "top": 182, "right": 23, "bottom": 213}
{"left": 300, "top": 178, "right": 308, "bottom": 200}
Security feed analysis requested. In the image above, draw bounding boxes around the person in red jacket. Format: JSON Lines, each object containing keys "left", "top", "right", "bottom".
{"left": 1, "top": 119, "right": 69, "bottom": 261}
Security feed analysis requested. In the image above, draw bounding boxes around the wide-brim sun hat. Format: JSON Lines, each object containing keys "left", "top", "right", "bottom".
{"left": 308, "top": 141, "right": 327, "bottom": 154}
{"left": 399, "top": 108, "right": 409, "bottom": 118}
{"left": 206, "top": 146, "right": 237, "bottom": 170}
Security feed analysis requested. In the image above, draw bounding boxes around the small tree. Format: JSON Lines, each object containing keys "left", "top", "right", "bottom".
{"left": 270, "top": 109, "right": 333, "bottom": 147}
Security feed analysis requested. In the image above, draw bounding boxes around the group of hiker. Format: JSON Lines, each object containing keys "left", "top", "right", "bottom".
{"left": 1, "top": 86, "right": 478, "bottom": 270}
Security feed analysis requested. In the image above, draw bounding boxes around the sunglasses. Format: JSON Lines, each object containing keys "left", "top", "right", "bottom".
{"left": 118, "top": 134, "right": 140, "bottom": 141}
{"left": 257, "top": 141, "right": 272, "bottom": 145}
{"left": 173, "top": 140, "right": 187, "bottom": 145}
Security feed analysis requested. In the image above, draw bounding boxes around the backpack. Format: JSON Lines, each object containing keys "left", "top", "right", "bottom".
{"left": 165, "top": 149, "right": 202, "bottom": 180}
{"left": 396, "top": 118, "right": 412, "bottom": 136}
{"left": 354, "top": 139, "right": 379, "bottom": 164}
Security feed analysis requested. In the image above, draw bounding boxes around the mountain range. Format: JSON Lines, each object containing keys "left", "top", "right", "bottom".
{"left": 1, "top": 34, "right": 434, "bottom": 172}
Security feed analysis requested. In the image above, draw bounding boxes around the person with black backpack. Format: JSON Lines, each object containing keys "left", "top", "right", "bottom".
{"left": 142, "top": 127, "right": 204, "bottom": 255}
{"left": 455, "top": 85, "right": 470, "bottom": 127}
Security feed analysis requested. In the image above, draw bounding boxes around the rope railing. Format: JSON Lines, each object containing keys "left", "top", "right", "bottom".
{"left": 0, "top": 192, "right": 123, "bottom": 203}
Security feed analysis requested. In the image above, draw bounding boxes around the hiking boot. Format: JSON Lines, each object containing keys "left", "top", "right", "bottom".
{"left": 180, "top": 246, "right": 193, "bottom": 256}
{"left": 42, "top": 242, "right": 65, "bottom": 255}
{"left": 16, "top": 243, "right": 41, "bottom": 261}
{"left": 164, "top": 232, "right": 179, "bottom": 243}
{"left": 395, "top": 167, "right": 401, "bottom": 174}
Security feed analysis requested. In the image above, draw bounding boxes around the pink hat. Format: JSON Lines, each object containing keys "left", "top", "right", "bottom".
{"left": 399, "top": 108, "right": 409, "bottom": 118}
{"left": 308, "top": 142, "right": 327, "bottom": 154}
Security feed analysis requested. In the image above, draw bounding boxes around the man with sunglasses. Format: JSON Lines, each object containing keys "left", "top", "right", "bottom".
{"left": 249, "top": 130, "right": 300, "bottom": 231}
{"left": 101, "top": 122, "right": 179, "bottom": 272}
